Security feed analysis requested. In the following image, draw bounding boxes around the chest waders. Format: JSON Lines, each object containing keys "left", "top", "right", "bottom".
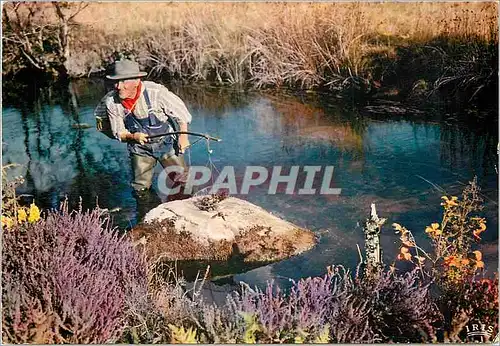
{"left": 123, "top": 88, "right": 187, "bottom": 192}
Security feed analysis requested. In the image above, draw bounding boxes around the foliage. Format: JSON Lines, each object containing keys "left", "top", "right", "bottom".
{"left": 118, "top": 260, "right": 206, "bottom": 344}
{"left": 2, "top": 203, "right": 148, "bottom": 343}
{"left": 117, "top": 261, "right": 439, "bottom": 343}
{"left": 240, "top": 312, "right": 261, "bottom": 344}
{"left": 1, "top": 164, "right": 24, "bottom": 220}
{"left": 169, "top": 324, "right": 198, "bottom": 344}
{"left": 1, "top": 165, "right": 42, "bottom": 230}
{"left": 441, "top": 276, "right": 499, "bottom": 342}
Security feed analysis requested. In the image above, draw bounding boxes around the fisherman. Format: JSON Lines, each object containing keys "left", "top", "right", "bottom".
{"left": 94, "top": 59, "right": 191, "bottom": 216}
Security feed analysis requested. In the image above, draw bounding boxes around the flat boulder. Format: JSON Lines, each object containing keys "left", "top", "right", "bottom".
{"left": 129, "top": 195, "right": 316, "bottom": 263}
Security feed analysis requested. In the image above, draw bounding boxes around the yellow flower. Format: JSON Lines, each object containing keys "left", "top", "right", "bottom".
{"left": 473, "top": 228, "right": 485, "bottom": 240}
{"left": 2, "top": 216, "right": 14, "bottom": 229}
{"left": 425, "top": 223, "right": 441, "bottom": 235}
{"left": 441, "top": 196, "right": 458, "bottom": 207}
{"left": 17, "top": 208, "right": 27, "bottom": 223}
{"left": 28, "top": 203, "right": 40, "bottom": 223}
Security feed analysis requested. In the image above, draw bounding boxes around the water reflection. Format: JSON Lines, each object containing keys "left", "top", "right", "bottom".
{"left": 2, "top": 80, "right": 498, "bottom": 288}
{"left": 252, "top": 95, "right": 366, "bottom": 155}
{"left": 3, "top": 80, "right": 135, "bottom": 226}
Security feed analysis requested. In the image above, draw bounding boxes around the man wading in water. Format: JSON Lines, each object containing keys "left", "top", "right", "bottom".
{"left": 94, "top": 59, "right": 191, "bottom": 221}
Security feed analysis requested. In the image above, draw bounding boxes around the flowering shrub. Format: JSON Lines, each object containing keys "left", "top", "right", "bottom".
{"left": 392, "top": 177, "right": 497, "bottom": 342}
{"left": 119, "top": 260, "right": 205, "bottom": 344}
{"left": 189, "top": 266, "right": 439, "bottom": 343}
{"left": 393, "top": 177, "right": 486, "bottom": 284}
{"left": 2, "top": 204, "right": 148, "bottom": 343}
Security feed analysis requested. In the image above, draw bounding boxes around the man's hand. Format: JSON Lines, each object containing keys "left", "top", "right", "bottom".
{"left": 178, "top": 122, "right": 190, "bottom": 153}
{"left": 119, "top": 131, "right": 148, "bottom": 145}
{"left": 132, "top": 132, "right": 149, "bottom": 145}
{"left": 178, "top": 134, "right": 190, "bottom": 153}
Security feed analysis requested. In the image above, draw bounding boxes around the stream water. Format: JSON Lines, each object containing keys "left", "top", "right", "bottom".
{"left": 2, "top": 79, "right": 498, "bottom": 290}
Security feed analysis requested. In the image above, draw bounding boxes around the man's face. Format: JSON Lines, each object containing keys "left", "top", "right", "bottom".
{"left": 115, "top": 79, "right": 140, "bottom": 99}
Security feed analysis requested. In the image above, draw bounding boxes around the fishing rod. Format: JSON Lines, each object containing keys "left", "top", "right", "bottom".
{"left": 147, "top": 131, "right": 222, "bottom": 142}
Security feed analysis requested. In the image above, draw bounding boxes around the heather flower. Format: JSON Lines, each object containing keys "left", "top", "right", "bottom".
{"left": 2, "top": 204, "right": 148, "bottom": 344}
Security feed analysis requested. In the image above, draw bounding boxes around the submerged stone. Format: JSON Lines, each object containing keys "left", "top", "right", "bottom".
{"left": 129, "top": 195, "right": 316, "bottom": 263}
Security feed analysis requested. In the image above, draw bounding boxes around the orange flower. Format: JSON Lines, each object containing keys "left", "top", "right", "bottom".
{"left": 473, "top": 222, "right": 487, "bottom": 240}
{"left": 397, "top": 247, "right": 412, "bottom": 261}
{"left": 473, "top": 250, "right": 482, "bottom": 261}
{"left": 473, "top": 229, "right": 482, "bottom": 240}
{"left": 475, "top": 260, "right": 485, "bottom": 269}
{"left": 402, "top": 239, "right": 415, "bottom": 247}
{"left": 444, "top": 255, "right": 460, "bottom": 267}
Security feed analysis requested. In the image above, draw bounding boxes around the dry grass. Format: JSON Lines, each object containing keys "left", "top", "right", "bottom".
{"left": 75, "top": 3, "right": 496, "bottom": 39}
{"left": 5, "top": 2, "right": 498, "bottom": 95}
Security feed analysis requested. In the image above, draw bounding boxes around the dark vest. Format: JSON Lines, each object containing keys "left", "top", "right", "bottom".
{"left": 122, "top": 88, "right": 180, "bottom": 156}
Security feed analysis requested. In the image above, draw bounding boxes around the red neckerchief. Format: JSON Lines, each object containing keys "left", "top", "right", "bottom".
{"left": 121, "top": 81, "right": 142, "bottom": 112}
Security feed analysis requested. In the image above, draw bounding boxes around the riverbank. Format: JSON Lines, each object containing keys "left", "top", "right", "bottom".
{"left": 3, "top": 3, "right": 498, "bottom": 110}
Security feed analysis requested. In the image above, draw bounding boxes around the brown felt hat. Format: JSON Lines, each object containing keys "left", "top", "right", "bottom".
{"left": 106, "top": 59, "right": 147, "bottom": 80}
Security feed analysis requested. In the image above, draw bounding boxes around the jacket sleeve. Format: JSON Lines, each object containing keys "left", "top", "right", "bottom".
{"left": 94, "top": 91, "right": 127, "bottom": 141}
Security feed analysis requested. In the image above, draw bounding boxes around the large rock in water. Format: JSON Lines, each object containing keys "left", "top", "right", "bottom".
{"left": 129, "top": 195, "right": 316, "bottom": 263}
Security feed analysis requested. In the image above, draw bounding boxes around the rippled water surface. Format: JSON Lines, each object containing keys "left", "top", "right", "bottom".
{"left": 2, "top": 80, "right": 498, "bottom": 288}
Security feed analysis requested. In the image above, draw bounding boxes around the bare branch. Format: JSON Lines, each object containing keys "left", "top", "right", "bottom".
{"left": 19, "top": 47, "right": 43, "bottom": 70}
{"left": 68, "top": 2, "right": 89, "bottom": 22}
{"left": 52, "top": 2, "right": 66, "bottom": 23}
{"left": 2, "top": 6, "right": 12, "bottom": 31}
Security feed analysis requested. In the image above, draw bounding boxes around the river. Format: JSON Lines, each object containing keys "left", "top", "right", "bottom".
{"left": 2, "top": 79, "right": 498, "bottom": 289}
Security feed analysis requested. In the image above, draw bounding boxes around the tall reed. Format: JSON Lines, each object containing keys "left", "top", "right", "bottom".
{"left": 4, "top": 2, "right": 498, "bottom": 98}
